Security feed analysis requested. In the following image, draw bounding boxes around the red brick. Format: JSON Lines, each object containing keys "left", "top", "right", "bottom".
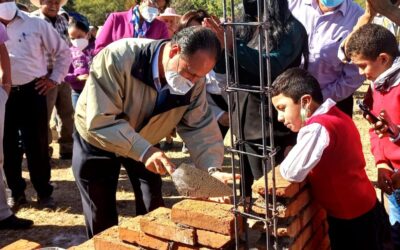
{"left": 252, "top": 189, "right": 311, "bottom": 218}
{"left": 171, "top": 199, "right": 240, "bottom": 236}
{"left": 2, "top": 239, "right": 41, "bottom": 250}
{"left": 320, "top": 233, "right": 331, "bottom": 250}
{"left": 138, "top": 232, "right": 170, "bottom": 250}
{"left": 252, "top": 166, "right": 306, "bottom": 198}
{"left": 140, "top": 207, "right": 196, "bottom": 245}
{"left": 94, "top": 226, "right": 139, "bottom": 250}
{"left": 277, "top": 201, "right": 320, "bottom": 237}
{"left": 119, "top": 216, "right": 170, "bottom": 250}
{"left": 68, "top": 239, "right": 94, "bottom": 250}
{"left": 169, "top": 242, "right": 199, "bottom": 250}
{"left": 303, "top": 222, "right": 325, "bottom": 250}
{"left": 197, "top": 229, "right": 233, "bottom": 249}
{"left": 289, "top": 208, "right": 327, "bottom": 250}
{"left": 118, "top": 216, "right": 142, "bottom": 245}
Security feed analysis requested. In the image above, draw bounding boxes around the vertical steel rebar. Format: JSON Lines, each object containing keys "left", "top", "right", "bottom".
{"left": 223, "top": 0, "right": 277, "bottom": 249}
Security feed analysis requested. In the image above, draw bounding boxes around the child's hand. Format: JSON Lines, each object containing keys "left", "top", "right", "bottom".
{"left": 374, "top": 110, "right": 400, "bottom": 139}
{"left": 377, "top": 164, "right": 394, "bottom": 194}
{"left": 77, "top": 74, "right": 89, "bottom": 81}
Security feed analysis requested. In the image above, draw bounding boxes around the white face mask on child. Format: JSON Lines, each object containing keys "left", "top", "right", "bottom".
{"left": 0, "top": 2, "right": 18, "bottom": 21}
{"left": 71, "top": 38, "right": 89, "bottom": 51}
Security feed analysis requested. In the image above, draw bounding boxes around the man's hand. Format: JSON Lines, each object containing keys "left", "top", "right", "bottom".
{"left": 203, "top": 16, "right": 234, "bottom": 53}
{"left": 143, "top": 146, "right": 175, "bottom": 175}
{"left": 377, "top": 164, "right": 394, "bottom": 194}
{"left": 210, "top": 170, "right": 241, "bottom": 184}
{"left": 35, "top": 76, "right": 57, "bottom": 95}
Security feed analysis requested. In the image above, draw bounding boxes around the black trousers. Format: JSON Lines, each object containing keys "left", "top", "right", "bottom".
{"left": 327, "top": 200, "right": 393, "bottom": 250}
{"left": 72, "top": 132, "right": 164, "bottom": 238}
{"left": 3, "top": 81, "right": 53, "bottom": 199}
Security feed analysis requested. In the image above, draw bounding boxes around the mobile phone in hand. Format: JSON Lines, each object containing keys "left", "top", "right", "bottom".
{"left": 357, "top": 100, "right": 380, "bottom": 123}
{"left": 357, "top": 100, "right": 394, "bottom": 135}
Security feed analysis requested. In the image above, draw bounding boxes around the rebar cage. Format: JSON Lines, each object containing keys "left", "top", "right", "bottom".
{"left": 221, "top": 0, "right": 280, "bottom": 249}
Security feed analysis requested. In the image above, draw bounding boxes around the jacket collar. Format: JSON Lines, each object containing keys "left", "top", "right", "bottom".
{"left": 131, "top": 39, "right": 168, "bottom": 90}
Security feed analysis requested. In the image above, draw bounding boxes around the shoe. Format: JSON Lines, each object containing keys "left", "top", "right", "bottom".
{"left": 181, "top": 143, "right": 189, "bottom": 153}
{"left": 59, "top": 152, "right": 72, "bottom": 160}
{"left": 7, "top": 194, "right": 27, "bottom": 211}
{"left": 37, "top": 196, "right": 56, "bottom": 210}
{"left": 0, "top": 214, "right": 33, "bottom": 230}
{"left": 160, "top": 141, "right": 173, "bottom": 151}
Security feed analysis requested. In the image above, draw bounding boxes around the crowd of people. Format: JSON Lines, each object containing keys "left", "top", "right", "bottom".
{"left": 0, "top": 0, "right": 399, "bottom": 249}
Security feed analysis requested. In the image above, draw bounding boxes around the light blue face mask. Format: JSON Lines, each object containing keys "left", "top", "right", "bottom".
{"left": 320, "top": 0, "right": 345, "bottom": 8}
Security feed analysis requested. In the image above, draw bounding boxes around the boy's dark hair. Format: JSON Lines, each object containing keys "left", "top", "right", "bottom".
{"left": 69, "top": 17, "right": 90, "bottom": 33}
{"left": 346, "top": 23, "right": 400, "bottom": 60}
{"left": 271, "top": 68, "right": 323, "bottom": 104}
{"left": 171, "top": 26, "right": 222, "bottom": 62}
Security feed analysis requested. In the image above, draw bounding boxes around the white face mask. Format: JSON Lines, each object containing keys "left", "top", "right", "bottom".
{"left": 71, "top": 38, "right": 89, "bottom": 51}
{"left": 165, "top": 71, "right": 194, "bottom": 95}
{"left": 0, "top": 2, "right": 18, "bottom": 21}
{"left": 141, "top": 6, "right": 159, "bottom": 23}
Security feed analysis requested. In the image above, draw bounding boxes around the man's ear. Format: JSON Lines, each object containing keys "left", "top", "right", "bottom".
{"left": 169, "top": 44, "right": 180, "bottom": 58}
{"left": 378, "top": 53, "right": 392, "bottom": 67}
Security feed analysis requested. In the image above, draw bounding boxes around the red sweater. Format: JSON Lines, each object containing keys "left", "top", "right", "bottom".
{"left": 369, "top": 83, "right": 400, "bottom": 169}
{"left": 306, "top": 106, "right": 376, "bottom": 219}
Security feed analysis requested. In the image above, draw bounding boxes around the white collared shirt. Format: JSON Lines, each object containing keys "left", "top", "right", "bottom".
{"left": 280, "top": 99, "right": 336, "bottom": 182}
{"left": 5, "top": 10, "right": 71, "bottom": 85}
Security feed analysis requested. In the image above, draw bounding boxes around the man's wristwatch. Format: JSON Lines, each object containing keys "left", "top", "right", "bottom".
{"left": 208, "top": 167, "right": 222, "bottom": 175}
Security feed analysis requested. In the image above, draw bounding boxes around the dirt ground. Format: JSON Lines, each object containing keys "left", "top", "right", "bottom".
{"left": 0, "top": 84, "right": 376, "bottom": 249}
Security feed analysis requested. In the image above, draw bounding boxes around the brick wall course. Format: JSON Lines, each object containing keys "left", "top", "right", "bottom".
{"left": 171, "top": 199, "right": 240, "bottom": 236}
{"left": 140, "top": 207, "right": 196, "bottom": 245}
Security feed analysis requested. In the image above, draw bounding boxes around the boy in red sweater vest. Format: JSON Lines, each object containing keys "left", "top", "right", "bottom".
{"left": 346, "top": 23, "right": 400, "bottom": 249}
{"left": 271, "top": 68, "right": 391, "bottom": 250}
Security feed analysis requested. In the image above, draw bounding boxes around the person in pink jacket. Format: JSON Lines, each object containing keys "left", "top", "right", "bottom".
{"left": 94, "top": 0, "right": 169, "bottom": 55}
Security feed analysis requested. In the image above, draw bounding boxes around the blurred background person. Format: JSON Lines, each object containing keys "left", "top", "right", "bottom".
{"left": 205, "top": 0, "right": 309, "bottom": 201}
{"left": 157, "top": 7, "right": 180, "bottom": 38}
{"left": 65, "top": 17, "right": 91, "bottom": 109}
{"left": 288, "top": 0, "right": 364, "bottom": 117}
{"left": 94, "top": 0, "right": 169, "bottom": 55}
{"left": 31, "top": 0, "right": 75, "bottom": 160}
{"left": 176, "top": 9, "right": 230, "bottom": 154}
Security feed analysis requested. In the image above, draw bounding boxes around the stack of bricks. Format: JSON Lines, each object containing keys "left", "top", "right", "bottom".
{"left": 88, "top": 199, "right": 241, "bottom": 250}
{"left": 251, "top": 166, "right": 330, "bottom": 249}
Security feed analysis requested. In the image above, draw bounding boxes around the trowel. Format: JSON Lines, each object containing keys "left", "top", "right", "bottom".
{"left": 171, "top": 163, "right": 232, "bottom": 198}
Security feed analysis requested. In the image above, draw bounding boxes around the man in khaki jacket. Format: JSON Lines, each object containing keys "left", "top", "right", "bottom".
{"left": 73, "top": 27, "right": 232, "bottom": 238}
